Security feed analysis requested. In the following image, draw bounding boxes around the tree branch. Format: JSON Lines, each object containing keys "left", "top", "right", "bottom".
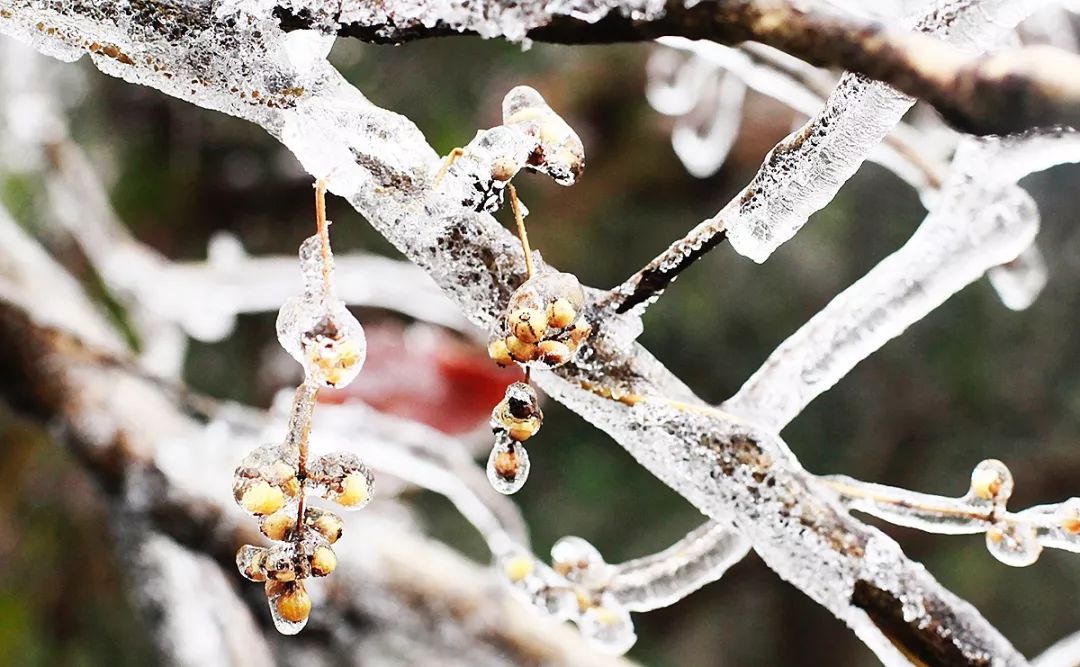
{"left": 277, "top": 0, "right": 1080, "bottom": 136}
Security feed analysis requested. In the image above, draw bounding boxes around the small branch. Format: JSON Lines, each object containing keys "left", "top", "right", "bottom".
{"left": 278, "top": 0, "right": 1080, "bottom": 135}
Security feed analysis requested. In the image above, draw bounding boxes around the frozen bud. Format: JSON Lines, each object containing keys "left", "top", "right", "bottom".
{"left": 277, "top": 298, "right": 367, "bottom": 388}
{"left": 492, "top": 381, "right": 543, "bottom": 442}
{"left": 547, "top": 298, "right": 577, "bottom": 329}
{"left": 550, "top": 536, "right": 611, "bottom": 588}
{"left": 504, "top": 334, "right": 539, "bottom": 363}
{"left": 304, "top": 506, "right": 344, "bottom": 544}
{"left": 238, "top": 480, "right": 286, "bottom": 516}
{"left": 499, "top": 550, "right": 577, "bottom": 619}
{"left": 266, "top": 580, "right": 311, "bottom": 634}
{"left": 487, "top": 338, "right": 514, "bottom": 367}
{"left": 452, "top": 126, "right": 533, "bottom": 212}
{"left": 568, "top": 317, "right": 592, "bottom": 345}
{"left": 307, "top": 452, "right": 375, "bottom": 510}
{"left": 509, "top": 307, "right": 548, "bottom": 344}
{"left": 264, "top": 542, "right": 305, "bottom": 582}
{"left": 1060, "top": 499, "right": 1080, "bottom": 535}
{"left": 309, "top": 544, "right": 338, "bottom": 577}
{"left": 260, "top": 510, "right": 297, "bottom": 541}
{"left": 986, "top": 521, "right": 1042, "bottom": 567}
{"left": 578, "top": 592, "right": 636, "bottom": 654}
{"left": 487, "top": 434, "right": 531, "bottom": 495}
{"left": 968, "top": 459, "right": 1013, "bottom": 506}
{"left": 237, "top": 545, "right": 268, "bottom": 582}
{"left": 502, "top": 554, "right": 536, "bottom": 583}
{"left": 502, "top": 85, "right": 585, "bottom": 186}
{"left": 232, "top": 444, "right": 301, "bottom": 515}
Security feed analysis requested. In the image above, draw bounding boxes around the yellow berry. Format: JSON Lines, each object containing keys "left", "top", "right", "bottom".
{"left": 309, "top": 512, "right": 344, "bottom": 544}
{"left": 310, "top": 546, "right": 337, "bottom": 577}
{"left": 492, "top": 158, "right": 518, "bottom": 182}
{"left": 335, "top": 473, "right": 370, "bottom": 507}
{"left": 547, "top": 298, "right": 576, "bottom": 329}
{"left": 508, "top": 424, "right": 538, "bottom": 442}
{"left": 241, "top": 480, "right": 286, "bottom": 516}
{"left": 504, "top": 555, "right": 534, "bottom": 582}
{"left": 488, "top": 339, "right": 513, "bottom": 367}
{"left": 537, "top": 340, "right": 571, "bottom": 366}
{"left": 971, "top": 467, "right": 1003, "bottom": 501}
{"left": 505, "top": 335, "right": 537, "bottom": 362}
{"left": 1062, "top": 517, "right": 1080, "bottom": 535}
{"left": 275, "top": 583, "right": 312, "bottom": 623}
{"left": 260, "top": 511, "right": 295, "bottom": 541}
{"left": 509, "top": 308, "right": 548, "bottom": 344}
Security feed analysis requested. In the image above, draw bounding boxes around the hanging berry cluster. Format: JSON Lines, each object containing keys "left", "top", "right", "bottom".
{"left": 436, "top": 86, "right": 593, "bottom": 495}
{"left": 233, "top": 181, "right": 374, "bottom": 634}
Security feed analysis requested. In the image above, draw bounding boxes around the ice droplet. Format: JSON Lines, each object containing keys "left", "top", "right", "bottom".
{"left": 550, "top": 536, "right": 612, "bottom": 588}
{"left": 502, "top": 85, "right": 585, "bottom": 186}
{"left": 577, "top": 591, "right": 637, "bottom": 654}
{"left": 276, "top": 297, "right": 367, "bottom": 388}
{"left": 986, "top": 521, "right": 1042, "bottom": 567}
{"left": 487, "top": 433, "right": 531, "bottom": 494}
{"left": 236, "top": 544, "right": 268, "bottom": 582}
{"left": 265, "top": 580, "right": 311, "bottom": 635}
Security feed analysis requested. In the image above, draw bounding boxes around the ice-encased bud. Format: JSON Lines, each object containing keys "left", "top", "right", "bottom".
{"left": 492, "top": 381, "right": 543, "bottom": 442}
{"left": 498, "top": 550, "right": 576, "bottom": 620}
{"left": 502, "top": 85, "right": 585, "bottom": 186}
{"left": 299, "top": 531, "right": 337, "bottom": 577}
{"left": 986, "top": 521, "right": 1042, "bottom": 567}
{"left": 304, "top": 506, "right": 345, "bottom": 544}
{"left": 266, "top": 580, "right": 311, "bottom": 634}
{"left": 276, "top": 297, "right": 367, "bottom": 388}
{"left": 260, "top": 509, "right": 298, "bottom": 541}
{"left": 447, "top": 126, "right": 532, "bottom": 212}
{"left": 493, "top": 271, "right": 591, "bottom": 369}
{"left": 577, "top": 591, "right": 637, "bottom": 654}
{"left": 550, "top": 536, "right": 612, "bottom": 589}
{"left": 306, "top": 452, "right": 374, "bottom": 510}
{"left": 487, "top": 433, "right": 530, "bottom": 494}
{"left": 237, "top": 545, "right": 268, "bottom": 582}
{"left": 233, "top": 443, "right": 301, "bottom": 516}
{"left": 967, "top": 459, "right": 1013, "bottom": 508}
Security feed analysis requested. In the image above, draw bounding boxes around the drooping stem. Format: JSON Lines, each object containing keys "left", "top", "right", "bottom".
{"left": 507, "top": 183, "right": 533, "bottom": 279}
{"left": 314, "top": 179, "right": 333, "bottom": 300}
{"left": 288, "top": 381, "right": 320, "bottom": 539}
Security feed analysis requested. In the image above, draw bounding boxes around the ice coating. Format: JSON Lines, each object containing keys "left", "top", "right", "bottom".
{"left": 306, "top": 451, "right": 375, "bottom": 510}
{"left": 720, "top": 0, "right": 1052, "bottom": 262}
{"left": 725, "top": 139, "right": 1041, "bottom": 430}
{"left": 502, "top": 85, "right": 585, "bottom": 186}
{"left": 491, "top": 381, "right": 543, "bottom": 441}
{"left": 669, "top": 70, "right": 745, "bottom": 179}
{"left": 551, "top": 536, "right": 612, "bottom": 588}
{"left": 265, "top": 580, "right": 310, "bottom": 635}
{"left": 608, "top": 521, "right": 750, "bottom": 612}
{"left": 276, "top": 232, "right": 367, "bottom": 388}
{"left": 442, "top": 126, "right": 533, "bottom": 212}
{"left": 232, "top": 442, "right": 302, "bottom": 515}
{"left": 987, "top": 243, "right": 1048, "bottom": 311}
{"left": 486, "top": 433, "right": 531, "bottom": 494}
{"left": 644, "top": 48, "right": 711, "bottom": 117}
{"left": 578, "top": 593, "right": 636, "bottom": 655}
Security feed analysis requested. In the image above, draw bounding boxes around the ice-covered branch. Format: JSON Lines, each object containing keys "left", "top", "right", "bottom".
{"left": 0, "top": 3, "right": 1035, "bottom": 663}
{"left": 278, "top": 0, "right": 1080, "bottom": 135}
{"left": 1033, "top": 629, "right": 1080, "bottom": 667}
{"left": 725, "top": 127, "right": 1080, "bottom": 430}
{"left": 497, "top": 526, "right": 750, "bottom": 653}
{"left": 823, "top": 460, "right": 1080, "bottom": 567}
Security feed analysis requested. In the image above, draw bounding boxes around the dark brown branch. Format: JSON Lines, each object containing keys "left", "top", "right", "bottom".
{"left": 277, "top": 0, "right": 1080, "bottom": 136}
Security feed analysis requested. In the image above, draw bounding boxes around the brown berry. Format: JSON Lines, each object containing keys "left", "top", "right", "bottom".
{"left": 505, "top": 335, "right": 538, "bottom": 362}
{"left": 537, "top": 340, "right": 571, "bottom": 366}
{"left": 488, "top": 338, "right": 513, "bottom": 366}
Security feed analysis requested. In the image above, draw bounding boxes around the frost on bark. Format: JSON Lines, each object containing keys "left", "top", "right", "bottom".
{"left": 2, "top": 1, "right": 1080, "bottom": 666}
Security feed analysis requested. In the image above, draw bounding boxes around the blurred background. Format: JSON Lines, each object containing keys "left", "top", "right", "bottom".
{"left": 1, "top": 29, "right": 1080, "bottom": 667}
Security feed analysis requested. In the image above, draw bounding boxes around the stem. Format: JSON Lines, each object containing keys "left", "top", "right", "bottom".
{"left": 314, "top": 179, "right": 333, "bottom": 300}
{"left": 287, "top": 381, "right": 320, "bottom": 541}
{"left": 433, "top": 147, "right": 464, "bottom": 187}
{"left": 507, "top": 184, "right": 534, "bottom": 279}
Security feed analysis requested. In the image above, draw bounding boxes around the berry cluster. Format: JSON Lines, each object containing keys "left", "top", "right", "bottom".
{"left": 233, "top": 182, "right": 374, "bottom": 634}
{"left": 488, "top": 270, "right": 592, "bottom": 369}
{"left": 499, "top": 537, "right": 636, "bottom": 654}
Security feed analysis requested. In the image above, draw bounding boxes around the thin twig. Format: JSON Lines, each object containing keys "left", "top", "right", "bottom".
{"left": 508, "top": 183, "right": 534, "bottom": 279}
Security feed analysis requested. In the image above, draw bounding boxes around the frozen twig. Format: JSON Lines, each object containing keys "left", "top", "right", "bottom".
{"left": 278, "top": 0, "right": 1080, "bottom": 135}
{"left": 1033, "top": 628, "right": 1080, "bottom": 667}
{"left": 822, "top": 459, "right": 1080, "bottom": 568}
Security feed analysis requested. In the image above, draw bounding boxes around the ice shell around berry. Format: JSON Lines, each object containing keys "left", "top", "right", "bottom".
{"left": 277, "top": 297, "right": 367, "bottom": 388}
{"left": 306, "top": 452, "right": 375, "bottom": 510}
